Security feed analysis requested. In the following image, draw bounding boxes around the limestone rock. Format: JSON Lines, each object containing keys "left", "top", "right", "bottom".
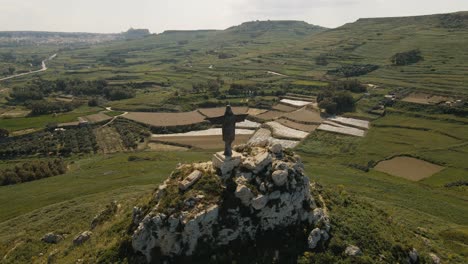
{"left": 235, "top": 184, "right": 254, "bottom": 206}
{"left": 409, "top": 248, "right": 419, "bottom": 264}
{"left": 308, "top": 228, "right": 322, "bottom": 249}
{"left": 212, "top": 151, "right": 242, "bottom": 178}
{"left": 131, "top": 144, "right": 329, "bottom": 262}
{"left": 73, "top": 231, "right": 92, "bottom": 246}
{"left": 272, "top": 170, "right": 288, "bottom": 186}
{"left": 429, "top": 253, "right": 440, "bottom": 264}
{"left": 251, "top": 195, "right": 268, "bottom": 210}
{"left": 179, "top": 170, "right": 202, "bottom": 191}
{"left": 41, "top": 233, "right": 63, "bottom": 244}
{"left": 132, "top": 206, "right": 143, "bottom": 225}
{"left": 345, "top": 245, "right": 362, "bottom": 256}
{"left": 269, "top": 143, "right": 282, "bottom": 156}
{"left": 242, "top": 151, "right": 272, "bottom": 174}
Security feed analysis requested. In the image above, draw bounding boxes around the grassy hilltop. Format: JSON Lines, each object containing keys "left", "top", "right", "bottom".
{"left": 0, "top": 12, "right": 467, "bottom": 263}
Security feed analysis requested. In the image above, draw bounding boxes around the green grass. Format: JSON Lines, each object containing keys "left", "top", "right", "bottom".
{"left": 0, "top": 151, "right": 211, "bottom": 222}
{"left": 0, "top": 106, "right": 101, "bottom": 132}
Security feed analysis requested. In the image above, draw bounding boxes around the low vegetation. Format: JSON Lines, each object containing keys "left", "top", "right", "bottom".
{"left": 0, "top": 158, "right": 66, "bottom": 186}
{"left": 0, "top": 127, "right": 97, "bottom": 158}
{"left": 327, "top": 64, "right": 379, "bottom": 77}
{"left": 391, "top": 49, "right": 423, "bottom": 66}
{"left": 111, "top": 118, "right": 151, "bottom": 149}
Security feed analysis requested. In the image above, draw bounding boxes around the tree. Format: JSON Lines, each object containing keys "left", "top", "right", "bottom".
{"left": 318, "top": 99, "right": 338, "bottom": 115}
{"left": 88, "top": 98, "right": 99, "bottom": 107}
{"left": 7, "top": 67, "right": 15, "bottom": 75}
{"left": 0, "top": 128, "right": 8, "bottom": 139}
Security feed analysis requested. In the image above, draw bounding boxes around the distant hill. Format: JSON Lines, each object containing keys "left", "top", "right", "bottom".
{"left": 123, "top": 28, "right": 151, "bottom": 39}
{"left": 0, "top": 28, "right": 152, "bottom": 46}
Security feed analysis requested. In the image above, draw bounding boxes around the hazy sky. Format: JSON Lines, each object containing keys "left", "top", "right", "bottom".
{"left": 1, "top": 0, "right": 467, "bottom": 33}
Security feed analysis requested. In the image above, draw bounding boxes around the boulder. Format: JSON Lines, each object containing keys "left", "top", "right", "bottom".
{"left": 308, "top": 228, "right": 321, "bottom": 249}
{"left": 41, "top": 233, "right": 63, "bottom": 244}
{"left": 345, "top": 245, "right": 362, "bottom": 256}
{"left": 132, "top": 206, "right": 143, "bottom": 225}
{"left": 429, "top": 253, "right": 440, "bottom": 264}
{"left": 242, "top": 151, "right": 272, "bottom": 174}
{"left": 409, "top": 248, "right": 419, "bottom": 264}
{"left": 269, "top": 143, "right": 282, "bottom": 156}
{"left": 272, "top": 170, "right": 288, "bottom": 186}
{"left": 235, "top": 184, "right": 254, "bottom": 206}
{"left": 251, "top": 195, "right": 268, "bottom": 210}
{"left": 73, "top": 231, "right": 92, "bottom": 246}
{"left": 179, "top": 170, "right": 202, "bottom": 191}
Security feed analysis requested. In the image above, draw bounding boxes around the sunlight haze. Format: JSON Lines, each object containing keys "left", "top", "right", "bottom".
{"left": 1, "top": 0, "right": 468, "bottom": 32}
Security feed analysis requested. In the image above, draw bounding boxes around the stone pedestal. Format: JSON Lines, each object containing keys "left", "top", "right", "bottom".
{"left": 212, "top": 151, "right": 242, "bottom": 179}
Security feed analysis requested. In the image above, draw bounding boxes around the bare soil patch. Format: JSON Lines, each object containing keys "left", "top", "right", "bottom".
{"left": 123, "top": 111, "right": 206, "bottom": 127}
{"left": 82, "top": 113, "right": 112, "bottom": 123}
{"left": 152, "top": 134, "right": 251, "bottom": 150}
{"left": 272, "top": 103, "right": 299, "bottom": 112}
{"left": 283, "top": 108, "right": 322, "bottom": 124}
{"left": 277, "top": 118, "right": 318, "bottom": 132}
{"left": 147, "top": 143, "right": 188, "bottom": 152}
{"left": 198, "top": 107, "right": 248, "bottom": 118}
{"left": 402, "top": 93, "right": 452, "bottom": 105}
{"left": 11, "top": 128, "right": 38, "bottom": 136}
{"left": 0, "top": 109, "right": 30, "bottom": 118}
{"left": 247, "top": 108, "right": 268, "bottom": 116}
{"left": 94, "top": 126, "right": 127, "bottom": 154}
{"left": 255, "top": 110, "right": 284, "bottom": 121}
{"left": 375, "top": 156, "right": 444, "bottom": 181}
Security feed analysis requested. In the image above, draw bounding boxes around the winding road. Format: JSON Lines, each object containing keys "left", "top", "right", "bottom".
{"left": 0, "top": 53, "right": 57, "bottom": 82}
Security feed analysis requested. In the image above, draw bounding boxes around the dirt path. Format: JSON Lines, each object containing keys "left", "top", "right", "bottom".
{"left": 266, "top": 71, "right": 288, "bottom": 77}
{"left": 0, "top": 53, "right": 57, "bottom": 82}
{"left": 100, "top": 111, "right": 128, "bottom": 128}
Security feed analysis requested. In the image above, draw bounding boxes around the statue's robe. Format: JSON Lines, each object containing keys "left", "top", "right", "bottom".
{"left": 207, "top": 112, "right": 247, "bottom": 156}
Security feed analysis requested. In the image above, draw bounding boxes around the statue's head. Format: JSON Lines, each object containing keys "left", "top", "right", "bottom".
{"left": 225, "top": 105, "right": 234, "bottom": 116}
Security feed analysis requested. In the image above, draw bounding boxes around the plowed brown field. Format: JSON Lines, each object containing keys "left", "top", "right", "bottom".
{"left": 375, "top": 156, "right": 444, "bottom": 181}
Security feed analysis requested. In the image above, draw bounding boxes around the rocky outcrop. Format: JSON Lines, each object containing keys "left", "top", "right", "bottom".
{"left": 41, "top": 233, "right": 64, "bottom": 244}
{"left": 131, "top": 143, "right": 330, "bottom": 262}
{"left": 73, "top": 231, "right": 92, "bottom": 246}
{"left": 345, "top": 245, "right": 362, "bottom": 256}
{"left": 429, "top": 253, "right": 440, "bottom": 264}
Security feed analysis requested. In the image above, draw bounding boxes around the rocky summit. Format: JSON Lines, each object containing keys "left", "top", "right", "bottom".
{"left": 131, "top": 143, "right": 330, "bottom": 263}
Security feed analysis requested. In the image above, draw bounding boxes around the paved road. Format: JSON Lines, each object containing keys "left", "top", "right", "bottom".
{"left": 0, "top": 53, "right": 57, "bottom": 82}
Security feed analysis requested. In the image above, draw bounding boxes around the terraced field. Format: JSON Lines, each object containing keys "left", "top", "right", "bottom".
{"left": 123, "top": 111, "right": 206, "bottom": 127}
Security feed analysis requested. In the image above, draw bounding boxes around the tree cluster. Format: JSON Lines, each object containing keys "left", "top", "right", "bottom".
{"left": 0, "top": 128, "right": 9, "bottom": 139}
{"left": 391, "top": 49, "right": 423, "bottom": 66}
{"left": 27, "top": 100, "right": 83, "bottom": 115}
{"left": 192, "top": 79, "right": 222, "bottom": 96}
{"left": 10, "top": 78, "right": 135, "bottom": 103}
{"left": 318, "top": 90, "right": 356, "bottom": 115}
{"left": 111, "top": 119, "right": 151, "bottom": 149}
{"left": 315, "top": 54, "right": 329, "bottom": 66}
{"left": 327, "top": 64, "right": 379, "bottom": 77}
{"left": 330, "top": 79, "right": 367, "bottom": 93}
{"left": 0, "top": 159, "right": 66, "bottom": 186}
{"left": 0, "top": 127, "right": 98, "bottom": 158}
{"left": 228, "top": 83, "right": 257, "bottom": 96}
